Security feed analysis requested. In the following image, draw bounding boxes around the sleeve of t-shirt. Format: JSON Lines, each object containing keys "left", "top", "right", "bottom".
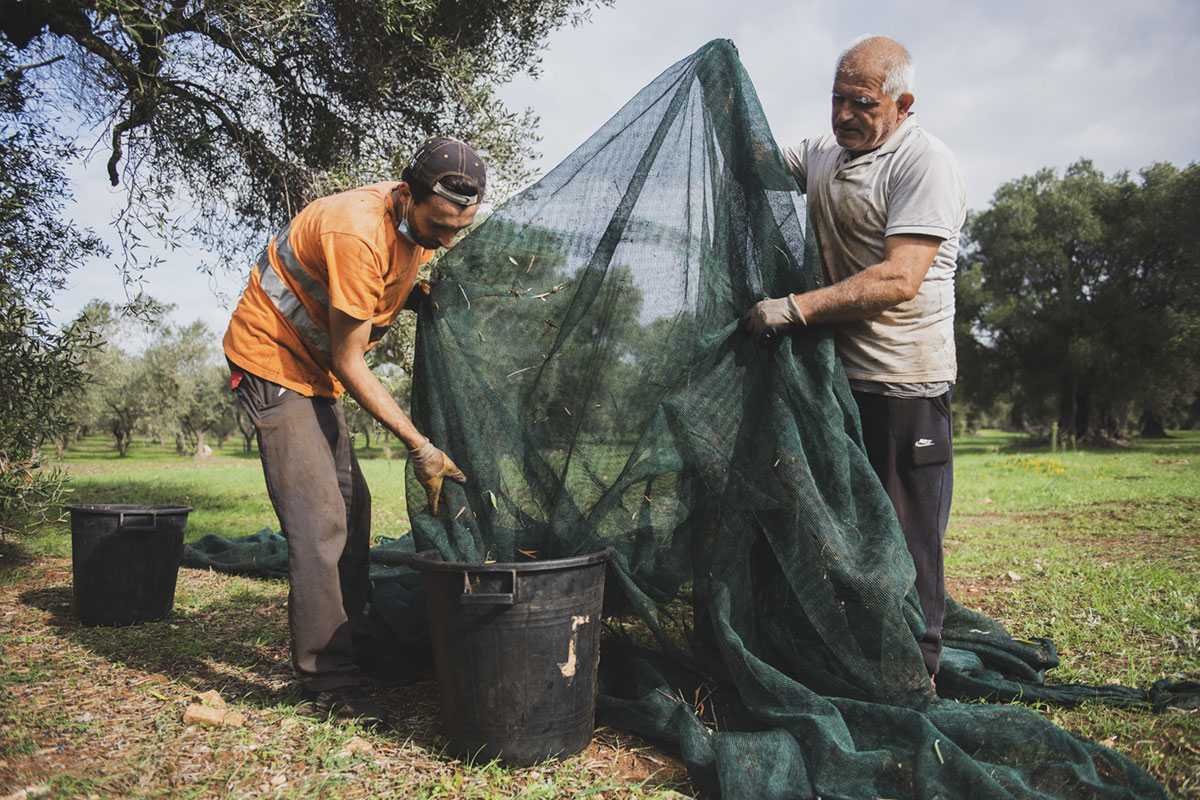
{"left": 885, "top": 140, "right": 965, "bottom": 241}
{"left": 781, "top": 141, "right": 809, "bottom": 194}
{"left": 321, "top": 232, "right": 386, "bottom": 321}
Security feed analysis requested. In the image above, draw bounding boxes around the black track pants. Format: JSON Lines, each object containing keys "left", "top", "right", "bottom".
{"left": 232, "top": 367, "right": 373, "bottom": 691}
{"left": 853, "top": 389, "right": 953, "bottom": 675}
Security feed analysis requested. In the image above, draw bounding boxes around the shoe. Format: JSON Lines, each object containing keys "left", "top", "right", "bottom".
{"left": 355, "top": 640, "right": 424, "bottom": 686}
{"left": 297, "top": 685, "right": 391, "bottom": 730}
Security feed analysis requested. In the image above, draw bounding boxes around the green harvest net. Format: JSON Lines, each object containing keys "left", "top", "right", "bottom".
{"left": 401, "top": 39, "right": 1170, "bottom": 799}
{"left": 184, "top": 39, "right": 1194, "bottom": 799}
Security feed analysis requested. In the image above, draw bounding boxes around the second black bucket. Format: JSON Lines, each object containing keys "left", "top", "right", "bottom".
{"left": 413, "top": 547, "right": 613, "bottom": 765}
{"left": 67, "top": 504, "right": 193, "bottom": 626}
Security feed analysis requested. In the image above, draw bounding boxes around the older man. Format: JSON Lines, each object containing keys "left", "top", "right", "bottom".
{"left": 224, "top": 137, "right": 485, "bottom": 725}
{"left": 744, "top": 36, "right": 966, "bottom": 676}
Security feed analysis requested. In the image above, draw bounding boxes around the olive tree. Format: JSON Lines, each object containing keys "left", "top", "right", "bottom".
{"left": 2, "top": 0, "right": 612, "bottom": 268}
{"left": 958, "top": 160, "right": 1200, "bottom": 442}
{"left": 0, "top": 45, "right": 106, "bottom": 534}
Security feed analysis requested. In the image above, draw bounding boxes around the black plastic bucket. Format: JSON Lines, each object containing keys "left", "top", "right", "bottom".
{"left": 66, "top": 504, "right": 194, "bottom": 626}
{"left": 413, "top": 547, "right": 613, "bottom": 765}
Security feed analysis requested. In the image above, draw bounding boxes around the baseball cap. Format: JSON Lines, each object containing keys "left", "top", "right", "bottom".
{"left": 405, "top": 137, "right": 487, "bottom": 206}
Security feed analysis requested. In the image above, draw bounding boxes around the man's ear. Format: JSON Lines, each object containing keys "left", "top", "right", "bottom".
{"left": 396, "top": 182, "right": 413, "bottom": 205}
{"left": 897, "top": 92, "right": 915, "bottom": 115}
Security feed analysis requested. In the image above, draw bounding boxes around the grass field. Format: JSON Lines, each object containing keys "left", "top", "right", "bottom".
{"left": 0, "top": 430, "right": 1197, "bottom": 798}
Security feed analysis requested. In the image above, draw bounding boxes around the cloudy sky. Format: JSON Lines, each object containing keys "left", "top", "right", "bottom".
{"left": 51, "top": 0, "right": 1200, "bottom": 335}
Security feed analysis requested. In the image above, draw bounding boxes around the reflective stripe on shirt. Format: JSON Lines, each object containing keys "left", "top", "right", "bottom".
{"left": 256, "top": 221, "right": 334, "bottom": 357}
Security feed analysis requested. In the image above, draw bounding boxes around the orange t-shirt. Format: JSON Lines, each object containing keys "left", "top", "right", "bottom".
{"left": 223, "top": 182, "right": 432, "bottom": 397}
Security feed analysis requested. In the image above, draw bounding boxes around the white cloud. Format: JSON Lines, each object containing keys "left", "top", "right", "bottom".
{"left": 514, "top": 0, "right": 1199, "bottom": 207}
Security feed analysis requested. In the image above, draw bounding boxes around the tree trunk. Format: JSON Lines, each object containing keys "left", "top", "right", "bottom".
{"left": 236, "top": 409, "right": 255, "bottom": 453}
{"left": 1101, "top": 411, "right": 1126, "bottom": 443}
{"left": 194, "top": 430, "right": 211, "bottom": 459}
{"left": 1140, "top": 411, "right": 1169, "bottom": 438}
{"left": 1068, "top": 377, "right": 1081, "bottom": 441}
{"left": 1073, "top": 384, "right": 1090, "bottom": 442}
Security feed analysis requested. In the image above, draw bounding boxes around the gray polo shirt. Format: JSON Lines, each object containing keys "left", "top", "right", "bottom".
{"left": 782, "top": 116, "right": 966, "bottom": 385}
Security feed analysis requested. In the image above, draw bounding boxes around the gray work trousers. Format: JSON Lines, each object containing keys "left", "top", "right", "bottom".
{"left": 232, "top": 366, "right": 372, "bottom": 691}
{"left": 853, "top": 388, "right": 954, "bottom": 676}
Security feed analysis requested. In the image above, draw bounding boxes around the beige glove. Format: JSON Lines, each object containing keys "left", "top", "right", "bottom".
{"left": 742, "top": 295, "right": 807, "bottom": 339}
{"left": 408, "top": 441, "right": 466, "bottom": 515}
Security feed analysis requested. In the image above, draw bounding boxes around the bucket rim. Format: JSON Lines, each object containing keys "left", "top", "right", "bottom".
{"left": 65, "top": 504, "right": 195, "bottom": 515}
{"left": 411, "top": 546, "right": 613, "bottom": 574}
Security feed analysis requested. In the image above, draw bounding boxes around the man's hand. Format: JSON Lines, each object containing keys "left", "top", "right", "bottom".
{"left": 404, "top": 279, "right": 432, "bottom": 312}
{"left": 743, "top": 294, "right": 807, "bottom": 339}
{"left": 408, "top": 441, "right": 467, "bottom": 515}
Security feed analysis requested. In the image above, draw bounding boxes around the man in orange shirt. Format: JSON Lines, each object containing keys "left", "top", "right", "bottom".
{"left": 224, "top": 138, "right": 486, "bottom": 727}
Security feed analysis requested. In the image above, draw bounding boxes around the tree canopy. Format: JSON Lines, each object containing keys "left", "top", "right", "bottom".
{"left": 0, "top": 44, "right": 106, "bottom": 532}
{"left": 1, "top": 0, "right": 611, "bottom": 261}
{"left": 957, "top": 159, "right": 1200, "bottom": 442}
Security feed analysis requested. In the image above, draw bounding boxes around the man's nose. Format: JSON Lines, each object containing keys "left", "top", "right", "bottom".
{"left": 834, "top": 102, "right": 854, "bottom": 123}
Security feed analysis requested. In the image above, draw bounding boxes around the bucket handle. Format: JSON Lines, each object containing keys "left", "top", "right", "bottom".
{"left": 459, "top": 569, "right": 518, "bottom": 605}
{"left": 118, "top": 511, "right": 159, "bottom": 532}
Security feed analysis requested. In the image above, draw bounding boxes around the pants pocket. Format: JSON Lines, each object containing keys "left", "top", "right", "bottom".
{"left": 232, "top": 370, "right": 295, "bottom": 430}
{"left": 911, "top": 437, "right": 950, "bottom": 467}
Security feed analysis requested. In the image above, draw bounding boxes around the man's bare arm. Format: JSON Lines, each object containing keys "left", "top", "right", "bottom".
{"left": 329, "top": 306, "right": 466, "bottom": 513}
{"left": 796, "top": 232, "right": 945, "bottom": 323}
{"left": 742, "top": 234, "right": 943, "bottom": 337}
{"left": 794, "top": 234, "right": 942, "bottom": 324}
{"left": 328, "top": 307, "right": 427, "bottom": 450}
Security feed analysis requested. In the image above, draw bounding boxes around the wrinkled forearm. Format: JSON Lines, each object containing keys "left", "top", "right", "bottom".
{"left": 793, "top": 234, "right": 940, "bottom": 325}
{"left": 792, "top": 262, "right": 920, "bottom": 324}
{"left": 328, "top": 306, "right": 428, "bottom": 451}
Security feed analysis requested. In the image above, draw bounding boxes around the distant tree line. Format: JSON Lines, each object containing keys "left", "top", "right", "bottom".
{"left": 954, "top": 159, "right": 1200, "bottom": 445}
{"left": 55, "top": 299, "right": 413, "bottom": 460}
{"left": 55, "top": 301, "right": 236, "bottom": 458}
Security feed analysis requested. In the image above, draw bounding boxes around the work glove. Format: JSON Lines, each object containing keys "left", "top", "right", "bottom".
{"left": 404, "top": 279, "right": 433, "bottom": 312}
{"left": 742, "top": 294, "right": 806, "bottom": 345}
{"left": 408, "top": 441, "right": 467, "bottom": 515}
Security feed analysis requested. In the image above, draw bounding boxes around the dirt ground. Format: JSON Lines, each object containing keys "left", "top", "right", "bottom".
{"left": 0, "top": 555, "right": 691, "bottom": 799}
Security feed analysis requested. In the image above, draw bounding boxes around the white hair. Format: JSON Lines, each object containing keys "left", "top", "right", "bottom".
{"left": 836, "top": 35, "right": 915, "bottom": 99}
